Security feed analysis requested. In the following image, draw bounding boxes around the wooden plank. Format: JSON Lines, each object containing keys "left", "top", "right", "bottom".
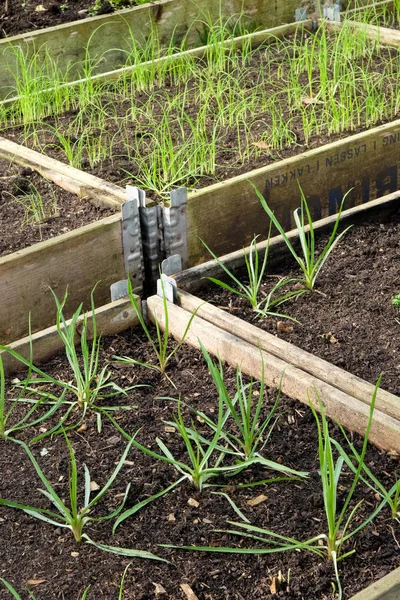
{"left": 1, "top": 296, "right": 140, "bottom": 376}
{"left": 175, "top": 189, "right": 400, "bottom": 291}
{"left": 344, "top": 0, "right": 394, "bottom": 16}
{"left": 0, "top": 214, "right": 124, "bottom": 344}
{"left": 0, "top": 137, "right": 126, "bottom": 209}
{"left": 176, "top": 290, "right": 400, "bottom": 423}
{"left": 326, "top": 19, "right": 400, "bottom": 47}
{"left": 350, "top": 567, "right": 400, "bottom": 600}
{"left": 0, "top": 0, "right": 301, "bottom": 97}
{"left": 147, "top": 295, "right": 400, "bottom": 454}
{"left": 185, "top": 118, "right": 400, "bottom": 266}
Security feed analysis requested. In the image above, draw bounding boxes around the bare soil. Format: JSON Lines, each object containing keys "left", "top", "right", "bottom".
{"left": 200, "top": 206, "right": 400, "bottom": 397}
{"left": 0, "top": 0, "right": 146, "bottom": 38}
{"left": 0, "top": 328, "right": 399, "bottom": 599}
{"left": 0, "top": 159, "right": 115, "bottom": 257}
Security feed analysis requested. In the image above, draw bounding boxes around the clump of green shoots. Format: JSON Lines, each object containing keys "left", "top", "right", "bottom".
{"left": 7, "top": 180, "right": 58, "bottom": 239}
{"left": 253, "top": 182, "right": 353, "bottom": 291}
{"left": 167, "top": 378, "right": 384, "bottom": 600}
{"left": 0, "top": 434, "right": 163, "bottom": 561}
{"left": 392, "top": 293, "right": 400, "bottom": 309}
{"left": 202, "top": 231, "right": 303, "bottom": 318}
{"left": 113, "top": 277, "right": 197, "bottom": 386}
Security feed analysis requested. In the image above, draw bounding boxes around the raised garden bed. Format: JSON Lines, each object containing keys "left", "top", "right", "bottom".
{"left": 3, "top": 17, "right": 400, "bottom": 271}
{"left": 0, "top": 289, "right": 399, "bottom": 599}
{"left": 0, "top": 0, "right": 303, "bottom": 98}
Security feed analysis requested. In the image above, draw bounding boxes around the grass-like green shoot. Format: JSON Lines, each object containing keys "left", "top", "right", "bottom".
{"left": 253, "top": 182, "right": 353, "bottom": 291}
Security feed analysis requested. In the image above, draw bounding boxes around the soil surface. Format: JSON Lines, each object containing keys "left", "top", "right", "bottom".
{"left": 0, "top": 159, "right": 115, "bottom": 256}
{"left": 201, "top": 207, "right": 400, "bottom": 396}
{"left": 0, "top": 0, "right": 146, "bottom": 38}
{"left": 0, "top": 328, "right": 399, "bottom": 599}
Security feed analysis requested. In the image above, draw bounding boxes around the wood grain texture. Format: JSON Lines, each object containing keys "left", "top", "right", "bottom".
{"left": 327, "top": 19, "right": 400, "bottom": 47}
{"left": 174, "top": 189, "right": 400, "bottom": 291}
{"left": 176, "top": 290, "right": 400, "bottom": 422}
{"left": 0, "top": 0, "right": 301, "bottom": 97}
{"left": 349, "top": 567, "right": 400, "bottom": 600}
{"left": 147, "top": 295, "right": 400, "bottom": 454}
{"left": 0, "top": 137, "right": 126, "bottom": 209}
{"left": 0, "top": 214, "right": 124, "bottom": 344}
{"left": 186, "top": 118, "right": 400, "bottom": 266}
{"left": 1, "top": 296, "right": 140, "bottom": 375}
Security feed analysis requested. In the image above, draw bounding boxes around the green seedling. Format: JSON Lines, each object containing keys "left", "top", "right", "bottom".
{"left": 202, "top": 232, "right": 303, "bottom": 318}
{"left": 253, "top": 182, "right": 353, "bottom": 291}
{"left": 0, "top": 578, "right": 91, "bottom": 599}
{"left": 0, "top": 434, "right": 163, "bottom": 561}
{"left": 164, "top": 378, "right": 383, "bottom": 600}
{"left": 113, "top": 276, "right": 197, "bottom": 387}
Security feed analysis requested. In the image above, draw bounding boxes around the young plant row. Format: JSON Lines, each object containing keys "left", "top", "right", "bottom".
{"left": 2, "top": 19, "right": 400, "bottom": 197}
{"left": 0, "top": 277, "right": 399, "bottom": 600}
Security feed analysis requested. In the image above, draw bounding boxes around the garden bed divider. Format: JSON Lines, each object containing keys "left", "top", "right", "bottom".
{"left": 0, "top": 296, "right": 139, "bottom": 376}
{"left": 350, "top": 566, "right": 400, "bottom": 600}
{"left": 146, "top": 293, "right": 400, "bottom": 454}
{"left": 0, "top": 138, "right": 144, "bottom": 345}
{"left": 327, "top": 18, "right": 400, "bottom": 46}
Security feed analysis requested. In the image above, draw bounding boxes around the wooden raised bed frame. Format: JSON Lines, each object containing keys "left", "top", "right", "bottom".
{"left": 0, "top": 137, "right": 143, "bottom": 346}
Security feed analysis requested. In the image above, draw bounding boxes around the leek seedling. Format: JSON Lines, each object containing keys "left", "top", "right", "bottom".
{"left": 0, "top": 353, "right": 64, "bottom": 441}
{"left": 202, "top": 234, "right": 303, "bottom": 317}
{"left": 113, "top": 277, "right": 197, "bottom": 387}
{"left": 169, "top": 344, "right": 308, "bottom": 481}
{"left": 253, "top": 182, "right": 353, "bottom": 291}
{"left": 165, "top": 379, "right": 383, "bottom": 600}
{"left": 0, "top": 435, "right": 163, "bottom": 561}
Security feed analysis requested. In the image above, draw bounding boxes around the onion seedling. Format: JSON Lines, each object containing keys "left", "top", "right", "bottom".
{"left": 0, "top": 579, "right": 91, "bottom": 599}
{"left": 165, "top": 379, "right": 383, "bottom": 600}
{"left": 253, "top": 182, "right": 353, "bottom": 291}
{"left": 202, "top": 234, "right": 303, "bottom": 317}
{"left": 113, "top": 276, "right": 197, "bottom": 387}
{"left": 0, "top": 435, "right": 164, "bottom": 561}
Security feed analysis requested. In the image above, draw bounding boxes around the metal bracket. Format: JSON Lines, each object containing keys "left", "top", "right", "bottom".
{"left": 133, "top": 186, "right": 164, "bottom": 288}
{"left": 295, "top": 8, "right": 307, "bottom": 21}
{"left": 161, "top": 254, "right": 182, "bottom": 277}
{"left": 111, "top": 187, "right": 144, "bottom": 301}
{"left": 156, "top": 273, "right": 177, "bottom": 303}
{"left": 323, "top": 1, "right": 341, "bottom": 21}
{"left": 162, "top": 188, "right": 188, "bottom": 270}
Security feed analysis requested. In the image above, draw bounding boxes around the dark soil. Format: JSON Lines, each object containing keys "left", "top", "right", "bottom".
{"left": 0, "top": 159, "right": 115, "bottom": 257}
{"left": 201, "top": 207, "right": 400, "bottom": 397}
{"left": 0, "top": 0, "right": 146, "bottom": 38}
{"left": 0, "top": 328, "right": 399, "bottom": 599}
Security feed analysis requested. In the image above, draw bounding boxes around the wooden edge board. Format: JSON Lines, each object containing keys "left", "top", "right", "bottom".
{"left": 174, "top": 189, "right": 400, "bottom": 290}
{"left": 146, "top": 295, "right": 400, "bottom": 454}
{"left": 0, "top": 211, "right": 121, "bottom": 267}
{"left": 0, "top": 20, "right": 312, "bottom": 109}
{"left": 0, "top": 137, "right": 126, "bottom": 209}
{"left": 349, "top": 566, "right": 400, "bottom": 600}
{"left": 343, "top": 0, "right": 394, "bottom": 15}
{"left": 1, "top": 296, "right": 139, "bottom": 376}
{"left": 176, "top": 290, "right": 400, "bottom": 423}
{"left": 326, "top": 19, "right": 400, "bottom": 47}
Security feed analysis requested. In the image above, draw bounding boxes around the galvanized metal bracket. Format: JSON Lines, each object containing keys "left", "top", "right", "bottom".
{"left": 111, "top": 187, "right": 144, "bottom": 301}
{"left": 295, "top": 8, "right": 307, "bottom": 21}
{"left": 161, "top": 254, "right": 182, "bottom": 277}
{"left": 162, "top": 188, "right": 188, "bottom": 271}
{"left": 157, "top": 273, "right": 177, "bottom": 303}
{"left": 323, "top": 1, "right": 341, "bottom": 21}
{"left": 133, "top": 186, "right": 164, "bottom": 289}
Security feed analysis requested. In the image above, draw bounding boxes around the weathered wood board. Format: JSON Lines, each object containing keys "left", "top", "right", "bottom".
{"left": 0, "top": 137, "right": 126, "bottom": 209}
{"left": 1, "top": 296, "right": 139, "bottom": 376}
{"left": 0, "top": 0, "right": 301, "bottom": 98}
{"left": 185, "top": 119, "right": 400, "bottom": 266}
{"left": 350, "top": 567, "right": 400, "bottom": 600}
{"left": 147, "top": 295, "right": 400, "bottom": 454}
{"left": 0, "top": 214, "right": 124, "bottom": 345}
